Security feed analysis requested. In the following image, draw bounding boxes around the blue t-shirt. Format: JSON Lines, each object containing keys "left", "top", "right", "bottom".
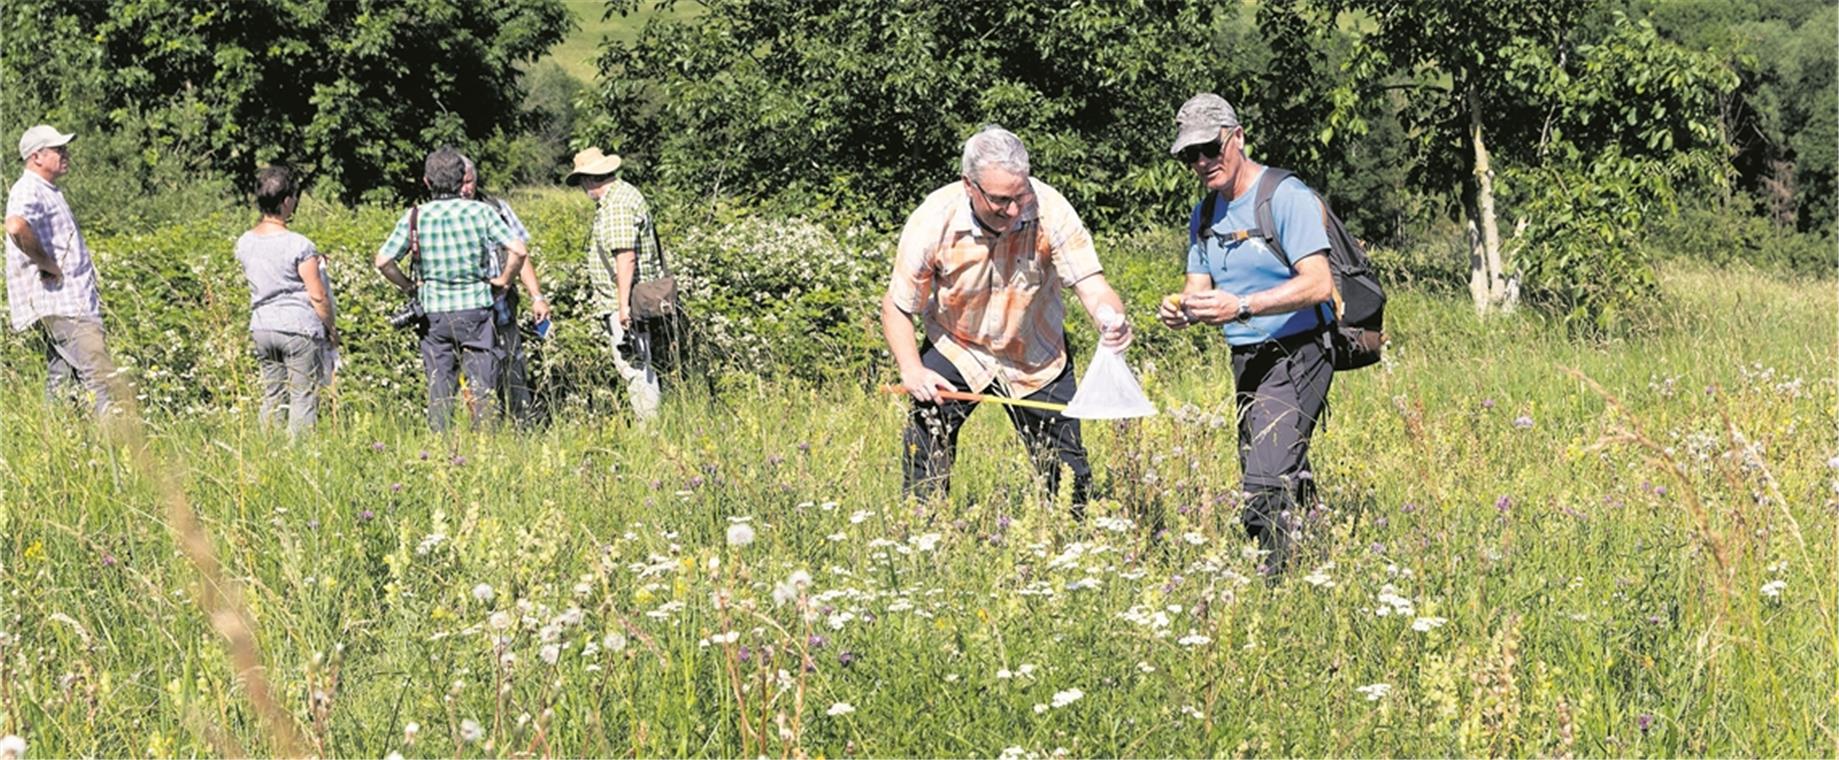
{"left": 1186, "top": 169, "right": 1333, "bottom": 346}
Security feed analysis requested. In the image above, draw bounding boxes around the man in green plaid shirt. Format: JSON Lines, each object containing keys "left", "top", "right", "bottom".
{"left": 569, "top": 147, "right": 664, "bottom": 422}
{"left": 375, "top": 146, "right": 528, "bottom": 431}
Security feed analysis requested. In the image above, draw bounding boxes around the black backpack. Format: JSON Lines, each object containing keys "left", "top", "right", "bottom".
{"left": 1191, "top": 168, "right": 1387, "bottom": 371}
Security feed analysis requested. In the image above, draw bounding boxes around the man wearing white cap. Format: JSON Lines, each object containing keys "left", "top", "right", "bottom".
{"left": 1156, "top": 93, "right": 1336, "bottom": 575}
{"left": 568, "top": 147, "right": 666, "bottom": 423}
{"left": 4, "top": 124, "right": 117, "bottom": 414}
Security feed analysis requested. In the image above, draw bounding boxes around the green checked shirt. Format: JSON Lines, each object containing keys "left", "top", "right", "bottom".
{"left": 377, "top": 198, "right": 517, "bottom": 314}
{"left": 586, "top": 179, "right": 663, "bottom": 317}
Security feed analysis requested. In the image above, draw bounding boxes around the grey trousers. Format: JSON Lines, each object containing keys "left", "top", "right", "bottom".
{"left": 37, "top": 315, "right": 116, "bottom": 415}
{"left": 419, "top": 307, "right": 500, "bottom": 432}
{"left": 252, "top": 329, "right": 322, "bottom": 436}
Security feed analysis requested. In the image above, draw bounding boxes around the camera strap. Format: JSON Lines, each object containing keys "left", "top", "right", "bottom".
{"left": 407, "top": 205, "right": 422, "bottom": 281}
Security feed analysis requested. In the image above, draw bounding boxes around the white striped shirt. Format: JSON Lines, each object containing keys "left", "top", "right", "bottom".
{"left": 5, "top": 172, "right": 101, "bottom": 331}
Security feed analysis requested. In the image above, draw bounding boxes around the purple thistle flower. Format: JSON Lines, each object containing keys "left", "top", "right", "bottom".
{"left": 1495, "top": 496, "right": 1512, "bottom": 514}
{"left": 359, "top": 509, "right": 376, "bottom": 522}
{"left": 808, "top": 635, "right": 827, "bottom": 649}
{"left": 688, "top": 476, "right": 705, "bottom": 489}
{"left": 1637, "top": 713, "right": 1653, "bottom": 733}
{"left": 1369, "top": 542, "right": 1386, "bottom": 555}
{"left": 1481, "top": 398, "right": 1495, "bottom": 410}
{"left": 1512, "top": 415, "right": 1534, "bottom": 430}
{"left": 997, "top": 514, "right": 1012, "bottom": 531}
{"left": 1374, "top": 516, "right": 1389, "bottom": 529}
{"left": 796, "top": 441, "right": 811, "bottom": 454}
{"left": 450, "top": 455, "right": 467, "bottom": 467}
{"left": 371, "top": 441, "right": 387, "bottom": 453}
{"left": 738, "top": 646, "right": 751, "bottom": 663}
{"left": 1401, "top": 502, "right": 1418, "bottom": 514}
{"left": 101, "top": 551, "right": 117, "bottom": 567}
{"left": 389, "top": 482, "right": 403, "bottom": 494}
{"left": 419, "top": 449, "right": 430, "bottom": 461}
{"left": 837, "top": 650, "right": 858, "bottom": 667}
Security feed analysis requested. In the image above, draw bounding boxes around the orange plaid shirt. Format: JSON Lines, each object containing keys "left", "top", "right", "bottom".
{"left": 887, "top": 179, "right": 1102, "bottom": 397}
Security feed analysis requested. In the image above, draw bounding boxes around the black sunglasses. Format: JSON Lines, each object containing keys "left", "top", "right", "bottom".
{"left": 1177, "top": 139, "right": 1223, "bottom": 164}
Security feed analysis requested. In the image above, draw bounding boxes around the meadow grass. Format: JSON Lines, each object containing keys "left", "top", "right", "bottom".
{"left": 0, "top": 260, "right": 1833, "bottom": 757}
{"left": 540, "top": 0, "right": 704, "bottom": 83}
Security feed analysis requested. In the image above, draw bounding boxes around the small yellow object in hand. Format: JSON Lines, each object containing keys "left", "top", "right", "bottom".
{"left": 1162, "top": 293, "right": 1185, "bottom": 311}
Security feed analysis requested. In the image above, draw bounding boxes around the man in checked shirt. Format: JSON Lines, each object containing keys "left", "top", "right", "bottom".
{"left": 4, "top": 125, "right": 119, "bottom": 415}
{"left": 881, "top": 126, "right": 1134, "bottom": 517}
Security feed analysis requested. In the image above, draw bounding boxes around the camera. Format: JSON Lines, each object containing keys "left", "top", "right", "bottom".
{"left": 387, "top": 299, "right": 427, "bottom": 329}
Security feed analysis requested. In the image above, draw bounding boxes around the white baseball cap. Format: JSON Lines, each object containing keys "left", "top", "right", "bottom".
{"left": 19, "top": 125, "right": 75, "bottom": 161}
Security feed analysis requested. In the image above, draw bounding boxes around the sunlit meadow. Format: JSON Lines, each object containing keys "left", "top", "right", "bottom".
{"left": 1, "top": 255, "right": 1833, "bottom": 757}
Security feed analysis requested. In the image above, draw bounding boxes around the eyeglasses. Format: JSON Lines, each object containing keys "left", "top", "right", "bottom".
{"left": 970, "top": 178, "right": 1033, "bottom": 211}
{"left": 1177, "top": 139, "right": 1223, "bottom": 164}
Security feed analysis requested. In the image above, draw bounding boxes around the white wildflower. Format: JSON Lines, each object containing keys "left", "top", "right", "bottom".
{"left": 489, "top": 611, "right": 513, "bottom": 631}
{"left": 726, "top": 523, "right": 756, "bottom": 546}
{"left": 1177, "top": 633, "right": 1213, "bottom": 647}
{"left": 472, "top": 583, "right": 494, "bottom": 604}
{"left": 539, "top": 644, "right": 560, "bottom": 665}
{"left": 0, "top": 735, "right": 24, "bottom": 760}
{"left": 459, "top": 719, "right": 484, "bottom": 743}
{"left": 1183, "top": 532, "right": 1207, "bottom": 545}
{"left": 1033, "top": 703, "right": 1049, "bottom": 715}
{"left": 1181, "top": 704, "right": 1204, "bottom": 720}
{"left": 1050, "top": 688, "right": 1084, "bottom": 708}
{"left": 1410, "top": 616, "right": 1448, "bottom": 633}
{"left": 826, "top": 702, "right": 855, "bottom": 716}
{"left": 403, "top": 721, "right": 421, "bottom": 743}
{"left": 1303, "top": 564, "right": 1336, "bottom": 588}
{"left": 1136, "top": 661, "right": 1155, "bottom": 674}
{"left": 913, "top": 533, "right": 943, "bottom": 552}
{"left": 997, "top": 668, "right": 1014, "bottom": 679}
{"left": 850, "top": 510, "right": 872, "bottom": 524}
{"left": 1018, "top": 663, "right": 1037, "bottom": 678}
{"left": 1355, "top": 683, "right": 1391, "bottom": 701}
{"left": 1761, "top": 579, "right": 1786, "bottom": 598}
{"left": 603, "top": 632, "right": 628, "bottom": 652}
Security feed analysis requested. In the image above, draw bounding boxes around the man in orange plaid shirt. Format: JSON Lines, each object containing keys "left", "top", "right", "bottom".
{"left": 881, "top": 125, "right": 1133, "bottom": 517}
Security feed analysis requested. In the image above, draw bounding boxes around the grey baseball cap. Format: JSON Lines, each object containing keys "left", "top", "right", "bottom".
{"left": 1169, "top": 93, "right": 1239, "bottom": 156}
{"left": 18, "top": 124, "right": 75, "bottom": 161}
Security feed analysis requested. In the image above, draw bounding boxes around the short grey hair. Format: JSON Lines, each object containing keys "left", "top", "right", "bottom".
{"left": 960, "top": 125, "right": 1030, "bottom": 181}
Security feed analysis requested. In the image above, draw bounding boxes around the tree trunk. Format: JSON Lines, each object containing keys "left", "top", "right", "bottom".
{"left": 1465, "top": 190, "right": 1489, "bottom": 313}
{"left": 1468, "top": 82, "right": 1507, "bottom": 311}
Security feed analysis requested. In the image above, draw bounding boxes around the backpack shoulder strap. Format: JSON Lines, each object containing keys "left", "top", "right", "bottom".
{"left": 407, "top": 205, "right": 421, "bottom": 277}
{"left": 1189, "top": 191, "right": 1220, "bottom": 243}
{"left": 1251, "top": 167, "right": 1292, "bottom": 261}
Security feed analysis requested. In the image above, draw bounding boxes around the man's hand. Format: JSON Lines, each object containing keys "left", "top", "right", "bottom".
{"left": 1180, "top": 289, "right": 1244, "bottom": 326}
{"left": 1099, "top": 314, "right": 1133, "bottom": 350}
{"left": 530, "top": 298, "right": 552, "bottom": 323}
{"left": 37, "top": 263, "right": 62, "bottom": 282}
{"left": 1157, "top": 294, "right": 1190, "bottom": 329}
{"left": 617, "top": 309, "right": 632, "bottom": 329}
{"left": 899, "top": 364, "right": 954, "bottom": 404}
{"left": 489, "top": 273, "right": 513, "bottom": 290}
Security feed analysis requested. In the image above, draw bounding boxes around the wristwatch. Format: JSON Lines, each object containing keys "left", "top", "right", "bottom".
{"left": 1234, "top": 295, "right": 1253, "bottom": 323}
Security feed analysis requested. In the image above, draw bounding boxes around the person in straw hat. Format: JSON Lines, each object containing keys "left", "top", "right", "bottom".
{"left": 568, "top": 147, "right": 667, "bottom": 424}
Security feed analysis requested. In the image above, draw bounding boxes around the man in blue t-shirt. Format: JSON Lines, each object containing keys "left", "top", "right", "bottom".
{"left": 1156, "top": 93, "right": 1336, "bottom": 575}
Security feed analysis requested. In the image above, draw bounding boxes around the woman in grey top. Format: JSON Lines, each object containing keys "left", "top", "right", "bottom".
{"left": 235, "top": 166, "right": 337, "bottom": 436}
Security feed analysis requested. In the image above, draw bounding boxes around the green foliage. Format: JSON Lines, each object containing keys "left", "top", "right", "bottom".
{"left": 0, "top": 0, "right": 571, "bottom": 206}
{"left": 1642, "top": 0, "right": 1838, "bottom": 233}
{"left": 587, "top": 0, "right": 1247, "bottom": 230}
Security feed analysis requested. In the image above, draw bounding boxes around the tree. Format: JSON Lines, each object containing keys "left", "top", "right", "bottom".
{"left": 0, "top": 0, "right": 571, "bottom": 205}
{"left": 1318, "top": 0, "right": 1597, "bottom": 314}
{"left": 587, "top": 0, "right": 1271, "bottom": 230}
